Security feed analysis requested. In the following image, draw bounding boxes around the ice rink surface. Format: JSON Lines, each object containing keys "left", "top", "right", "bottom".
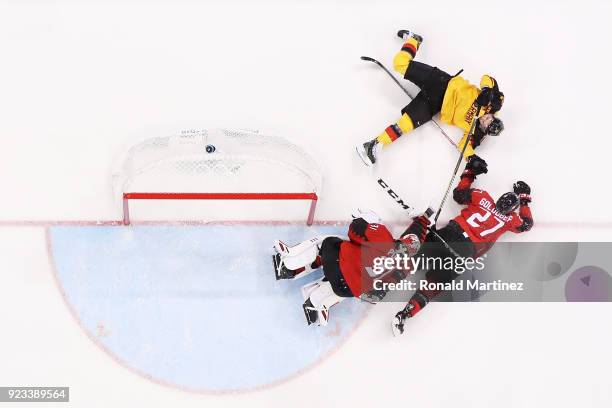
{"left": 1, "top": 0, "right": 612, "bottom": 407}
{"left": 49, "top": 224, "right": 368, "bottom": 392}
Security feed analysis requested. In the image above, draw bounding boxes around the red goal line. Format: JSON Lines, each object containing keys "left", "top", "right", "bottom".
{"left": 122, "top": 192, "right": 319, "bottom": 226}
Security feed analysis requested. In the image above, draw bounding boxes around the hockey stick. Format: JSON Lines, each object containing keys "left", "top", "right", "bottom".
{"left": 376, "top": 177, "right": 414, "bottom": 214}
{"left": 432, "top": 104, "right": 482, "bottom": 225}
{"left": 360, "top": 56, "right": 458, "bottom": 149}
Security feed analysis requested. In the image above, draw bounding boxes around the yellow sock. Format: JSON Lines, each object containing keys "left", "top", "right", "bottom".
{"left": 393, "top": 37, "right": 420, "bottom": 75}
{"left": 376, "top": 114, "right": 415, "bottom": 145}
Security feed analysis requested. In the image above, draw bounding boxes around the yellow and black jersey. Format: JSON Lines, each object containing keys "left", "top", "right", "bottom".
{"left": 442, "top": 75, "right": 498, "bottom": 158}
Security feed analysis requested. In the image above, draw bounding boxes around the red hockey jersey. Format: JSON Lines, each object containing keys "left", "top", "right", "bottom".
{"left": 452, "top": 175, "right": 533, "bottom": 245}
{"left": 338, "top": 220, "right": 397, "bottom": 297}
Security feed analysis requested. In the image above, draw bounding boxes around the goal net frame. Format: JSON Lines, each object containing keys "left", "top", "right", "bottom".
{"left": 113, "top": 129, "right": 323, "bottom": 225}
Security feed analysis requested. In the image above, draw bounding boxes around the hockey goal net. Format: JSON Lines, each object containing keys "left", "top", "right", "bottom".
{"left": 112, "top": 129, "right": 323, "bottom": 225}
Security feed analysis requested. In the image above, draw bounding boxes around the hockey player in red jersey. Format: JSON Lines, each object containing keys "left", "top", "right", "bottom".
{"left": 272, "top": 209, "right": 430, "bottom": 326}
{"left": 392, "top": 154, "right": 534, "bottom": 335}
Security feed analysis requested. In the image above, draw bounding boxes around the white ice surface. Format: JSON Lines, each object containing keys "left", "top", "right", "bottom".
{"left": 48, "top": 224, "right": 369, "bottom": 392}
{"left": 1, "top": 0, "right": 612, "bottom": 407}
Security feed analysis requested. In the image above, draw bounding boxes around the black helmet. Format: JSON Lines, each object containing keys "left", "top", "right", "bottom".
{"left": 496, "top": 192, "right": 519, "bottom": 215}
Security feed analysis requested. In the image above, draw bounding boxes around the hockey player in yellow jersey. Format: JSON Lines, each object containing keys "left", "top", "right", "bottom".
{"left": 356, "top": 30, "right": 505, "bottom": 167}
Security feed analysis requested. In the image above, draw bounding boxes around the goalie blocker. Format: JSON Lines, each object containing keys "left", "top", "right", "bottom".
{"left": 272, "top": 209, "right": 431, "bottom": 326}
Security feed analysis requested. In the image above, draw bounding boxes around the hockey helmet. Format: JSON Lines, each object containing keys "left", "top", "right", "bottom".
{"left": 495, "top": 192, "right": 519, "bottom": 215}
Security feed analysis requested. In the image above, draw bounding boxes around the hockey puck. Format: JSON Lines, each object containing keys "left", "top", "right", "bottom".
{"left": 205, "top": 144, "right": 216, "bottom": 153}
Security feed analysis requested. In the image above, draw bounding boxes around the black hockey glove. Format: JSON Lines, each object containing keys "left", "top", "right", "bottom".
{"left": 490, "top": 91, "right": 504, "bottom": 113}
{"left": 465, "top": 154, "right": 488, "bottom": 176}
{"left": 349, "top": 217, "right": 369, "bottom": 241}
{"left": 513, "top": 181, "right": 532, "bottom": 204}
{"left": 476, "top": 87, "right": 494, "bottom": 107}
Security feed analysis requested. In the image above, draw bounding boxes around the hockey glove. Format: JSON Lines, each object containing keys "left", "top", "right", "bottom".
{"left": 490, "top": 91, "right": 504, "bottom": 113}
{"left": 513, "top": 181, "right": 532, "bottom": 204}
{"left": 409, "top": 215, "right": 429, "bottom": 242}
{"left": 465, "top": 154, "right": 488, "bottom": 176}
{"left": 476, "top": 87, "right": 494, "bottom": 107}
{"left": 349, "top": 218, "right": 369, "bottom": 241}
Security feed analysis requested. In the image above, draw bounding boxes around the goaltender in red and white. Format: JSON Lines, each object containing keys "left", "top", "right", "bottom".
{"left": 272, "top": 209, "right": 429, "bottom": 327}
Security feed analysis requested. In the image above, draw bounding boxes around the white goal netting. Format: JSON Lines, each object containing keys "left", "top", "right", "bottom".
{"left": 112, "top": 128, "right": 323, "bottom": 224}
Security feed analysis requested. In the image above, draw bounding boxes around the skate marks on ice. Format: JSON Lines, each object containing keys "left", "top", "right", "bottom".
{"left": 47, "top": 225, "right": 369, "bottom": 393}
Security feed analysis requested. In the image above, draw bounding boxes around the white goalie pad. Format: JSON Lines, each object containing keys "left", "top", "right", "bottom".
{"left": 301, "top": 279, "right": 344, "bottom": 326}
{"left": 273, "top": 235, "right": 339, "bottom": 273}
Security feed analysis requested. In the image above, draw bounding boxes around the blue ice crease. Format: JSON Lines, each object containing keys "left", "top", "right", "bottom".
{"left": 49, "top": 225, "right": 369, "bottom": 391}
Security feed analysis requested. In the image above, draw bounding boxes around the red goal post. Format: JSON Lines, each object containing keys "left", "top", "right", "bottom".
{"left": 113, "top": 129, "right": 323, "bottom": 225}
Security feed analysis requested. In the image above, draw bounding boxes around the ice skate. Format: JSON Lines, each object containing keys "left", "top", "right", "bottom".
{"left": 272, "top": 240, "right": 299, "bottom": 280}
{"left": 272, "top": 252, "right": 297, "bottom": 280}
{"left": 397, "top": 29, "right": 423, "bottom": 44}
{"left": 391, "top": 302, "right": 416, "bottom": 337}
{"left": 356, "top": 138, "right": 382, "bottom": 167}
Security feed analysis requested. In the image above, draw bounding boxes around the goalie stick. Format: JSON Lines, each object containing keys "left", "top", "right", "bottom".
{"left": 360, "top": 56, "right": 458, "bottom": 149}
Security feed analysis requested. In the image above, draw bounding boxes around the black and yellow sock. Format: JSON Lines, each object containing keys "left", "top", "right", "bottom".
{"left": 376, "top": 113, "right": 415, "bottom": 145}
{"left": 392, "top": 37, "right": 421, "bottom": 76}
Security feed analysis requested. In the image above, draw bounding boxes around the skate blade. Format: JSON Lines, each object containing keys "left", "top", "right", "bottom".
{"left": 355, "top": 145, "right": 373, "bottom": 167}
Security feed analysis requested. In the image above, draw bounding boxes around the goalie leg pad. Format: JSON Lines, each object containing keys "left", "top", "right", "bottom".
{"left": 301, "top": 279, "right": 344, "bottom": 326}
{"left": 273, "top": 236, "right": 340, "bottom": 280}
